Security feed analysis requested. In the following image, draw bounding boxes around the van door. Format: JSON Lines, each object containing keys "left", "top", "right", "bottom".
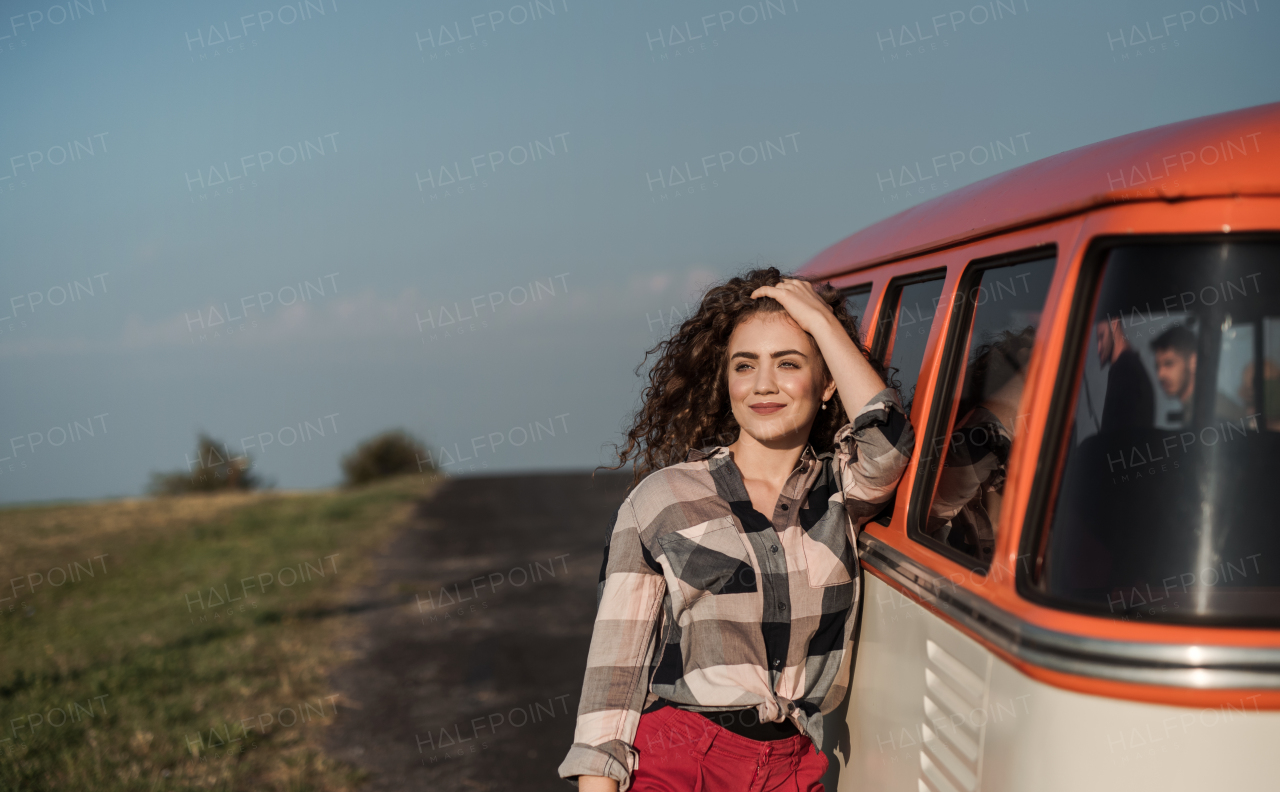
{"left": 824, "top": 266, "right": 951, "bottom": 790}
{"left": 836, "top": 251, "right": 1057, "bottom": 792}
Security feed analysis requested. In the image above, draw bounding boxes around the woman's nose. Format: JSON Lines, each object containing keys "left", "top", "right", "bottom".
{"left": 753, "top": 368, "right": 778, "bottom": 393}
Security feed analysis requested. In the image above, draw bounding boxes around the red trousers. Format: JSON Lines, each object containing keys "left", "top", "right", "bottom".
{"left": 630, "top": 704, "right": 828, "bottom": 792}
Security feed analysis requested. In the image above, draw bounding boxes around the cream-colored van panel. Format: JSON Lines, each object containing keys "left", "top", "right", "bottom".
{"left": 824, "top": 573, "right": 994, "bottom": 791}
{"left": 822, "top": 574, "right": 1280, "bottom": 791}
{"left": 983, "top": 641, "right": 1279, "bottom": 791}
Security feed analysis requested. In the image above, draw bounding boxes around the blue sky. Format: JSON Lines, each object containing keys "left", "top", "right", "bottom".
{"left": 1, "top": 0, "right": 1276, "bottom": 503}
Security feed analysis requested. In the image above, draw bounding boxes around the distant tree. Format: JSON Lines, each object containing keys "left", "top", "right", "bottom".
{"left": 341, "top": 429, "right": 431, "bottom": 486}
{"left": 149, "top": 433, "right": 263, "bottom": 495}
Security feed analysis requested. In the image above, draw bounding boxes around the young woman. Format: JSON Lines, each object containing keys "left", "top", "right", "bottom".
{"left": 557, "top": 269, "right": 915, "bottom": 791}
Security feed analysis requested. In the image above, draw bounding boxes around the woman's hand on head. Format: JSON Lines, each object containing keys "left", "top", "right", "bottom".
{"left": 578, "top": 775, "right": 619, "bottom": 792}
{"left": 749, "top": 278, "right": 839, "bottom": 336}
{"left": 754, "top": 278, "right": 886, "bottom": 410}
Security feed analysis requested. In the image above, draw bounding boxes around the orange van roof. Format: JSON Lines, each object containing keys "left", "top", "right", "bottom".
{"left": 800, "top": 101, "right": 1280, "bottom": 278}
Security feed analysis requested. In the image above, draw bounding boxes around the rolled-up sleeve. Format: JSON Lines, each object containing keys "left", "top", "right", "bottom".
{"left": 832, "top": 388, "right": 915, "bottom": 527}
{"left": 557, "top": 497, "right": 666, "bottom": 791}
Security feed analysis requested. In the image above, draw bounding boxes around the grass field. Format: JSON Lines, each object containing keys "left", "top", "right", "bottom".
{"left": 0, "top": 475, "right": 439, "bottom": 792}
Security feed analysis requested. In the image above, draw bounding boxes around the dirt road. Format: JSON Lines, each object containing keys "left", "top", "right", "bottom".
{"left": 323, "top": 471, "right": 633, "bottom": 791}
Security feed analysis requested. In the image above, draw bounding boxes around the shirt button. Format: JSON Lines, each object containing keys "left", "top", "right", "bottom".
{"left": 777, "top": 602, "right": 787, "bottom": 612}
{"left": 780, "top": 503, "right": 789, "bottom": 511}
{"left": 770, "top": 545, "right": 779, "bottom": 554}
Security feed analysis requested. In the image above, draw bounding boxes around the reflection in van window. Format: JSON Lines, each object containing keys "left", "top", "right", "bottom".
{"left": 1224, "top": 317, "right": 1280, "bottom": 431}
{"left": 843, "top": 287, "right": 871, "bottom": 343}
{"left": 881, "top": 277, "right": 946, "bottom": 413}
{"left": 1093, "top": 313, "right": 1156, "bottom": 432}
{"left": 1040, "top": 242, "right": 1280, "bottom": 624}
{"left": 925, "top": 258, "right": 1054, "bottom": 562}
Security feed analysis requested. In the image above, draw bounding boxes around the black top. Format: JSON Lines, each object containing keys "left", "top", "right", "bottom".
{"left": 1101, "top": 348, "right": 1154, "bottom": 433}
{"left": 642, "top": 697, "right": 801, "bottom": 742}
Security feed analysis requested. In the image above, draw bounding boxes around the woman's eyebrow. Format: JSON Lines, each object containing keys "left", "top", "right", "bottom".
{"left": 729, "top": 349, "right": 809, "bottom": 360}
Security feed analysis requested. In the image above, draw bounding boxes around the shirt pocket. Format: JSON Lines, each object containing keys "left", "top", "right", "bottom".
{"left": 657, "top": 517, "right": 758, "bottom": 611}
{"left": 800, "top": 510, "right": 856, "bottom": 588}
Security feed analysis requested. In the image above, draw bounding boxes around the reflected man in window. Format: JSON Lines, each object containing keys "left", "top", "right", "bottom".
{"left": 1151, "top": 325, "right": 1197, "bottom": 424}
{"left": 1095, "top": 316, "right": 1154, "bottom": 432}
{"left": 1151, "top": 325, "right": 1245, "bottom": 424}
{"left": 926, "top": 328, "right": 1035, "bottom": 561}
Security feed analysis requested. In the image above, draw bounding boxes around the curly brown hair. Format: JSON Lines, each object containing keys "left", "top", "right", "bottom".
{"left": 603, "top": 267, "right": 889, "bottom": 487}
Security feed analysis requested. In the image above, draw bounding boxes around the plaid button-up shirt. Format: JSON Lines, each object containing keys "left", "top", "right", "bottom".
{"left": 558, "top": 389, "right": 914, "bottom": 790}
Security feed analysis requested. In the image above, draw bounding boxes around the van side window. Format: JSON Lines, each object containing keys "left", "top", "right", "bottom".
{"left": 914, "top": 256, "right": 1055, "bottom": 565}
{"left": 1033, "top": 241, "right": 1280, "bottom": 625}
{"left": 875, "top": 273, "right": 947, "bottom": 414}
{"left": 842, "top": 285, "right": 872, "bottom": 344}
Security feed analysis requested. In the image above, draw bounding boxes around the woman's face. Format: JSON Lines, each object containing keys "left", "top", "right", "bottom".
{"left": 726, "top": 312, "right": 836, "bottom": 446}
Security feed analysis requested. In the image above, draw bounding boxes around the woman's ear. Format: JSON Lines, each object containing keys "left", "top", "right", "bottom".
{"left": 823, "top": 376, "right": 838, "bottom": 403}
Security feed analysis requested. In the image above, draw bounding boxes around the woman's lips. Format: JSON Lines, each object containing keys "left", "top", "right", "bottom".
{"left": 749, "top": 403, "right": 786, "bottom": 415}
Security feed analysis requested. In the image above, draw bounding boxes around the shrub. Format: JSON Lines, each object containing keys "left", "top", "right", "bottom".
{"left": 149, "top": 433, "right": 263, "bottom": 495}
{"left": 341, "top": 429, "right": 430, "bottom": 486}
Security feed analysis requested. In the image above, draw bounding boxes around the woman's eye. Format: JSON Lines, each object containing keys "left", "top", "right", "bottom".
{"left": 779, "top": 360, "right": 800, "bottom": 369}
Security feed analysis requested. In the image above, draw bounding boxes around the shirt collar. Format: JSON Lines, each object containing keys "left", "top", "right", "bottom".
{"left": 684, "top": 446, "right": 722, "bottom": 463}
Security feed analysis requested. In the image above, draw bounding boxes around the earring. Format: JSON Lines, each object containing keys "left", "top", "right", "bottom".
{"left": 821, "top": 400, "right": 827, "bottom": 411}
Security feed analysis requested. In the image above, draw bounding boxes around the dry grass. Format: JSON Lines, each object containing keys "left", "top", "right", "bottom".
{"left": 1, "top": 491, "right": 268, "bottom": 575}
{"left": 0, "top": 475, "right": 439, "bottom": 791}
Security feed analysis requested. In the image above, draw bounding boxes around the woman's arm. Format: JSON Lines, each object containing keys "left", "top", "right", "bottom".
{"left": 827, "top": 394, "right": 914, "bottom": 526}
{"left": 557, "top": 498, "right": 666, "bottom": 792}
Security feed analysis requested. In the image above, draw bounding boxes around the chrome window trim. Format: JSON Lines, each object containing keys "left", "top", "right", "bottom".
{"left": 858, "top": 532, "right": 1280, "bottom": 690}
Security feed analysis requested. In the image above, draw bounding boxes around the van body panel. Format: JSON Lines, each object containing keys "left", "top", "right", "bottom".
{"left": 830, "top": 576, "right": 1280, "bottom": 791}
{"left": 860, "top": 535, "right": 1280, "bottom": 708}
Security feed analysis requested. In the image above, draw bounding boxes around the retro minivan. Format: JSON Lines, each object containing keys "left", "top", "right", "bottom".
{"left": 798, "top": 101, "right": 1280, "bottom": 791}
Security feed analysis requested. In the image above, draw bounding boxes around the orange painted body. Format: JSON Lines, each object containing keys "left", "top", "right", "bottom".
{"left": 798, "top": 102, "right": 1280, "bottom": 709}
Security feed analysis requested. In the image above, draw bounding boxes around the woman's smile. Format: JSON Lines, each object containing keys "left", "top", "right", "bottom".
{"left": 749, "top": 402, "right": 787, "bottom": 415}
